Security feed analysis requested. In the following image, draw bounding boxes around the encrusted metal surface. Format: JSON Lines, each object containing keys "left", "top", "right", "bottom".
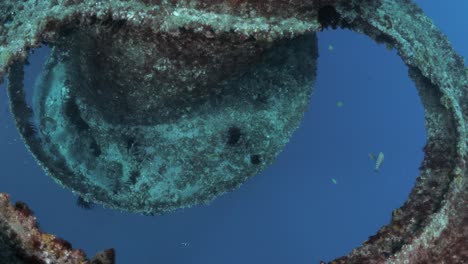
{"left": 0, "top": 0, "right": 466, "bottom": 262}
{"left": 0, "top": 193, "right": 114, "bottom": 264}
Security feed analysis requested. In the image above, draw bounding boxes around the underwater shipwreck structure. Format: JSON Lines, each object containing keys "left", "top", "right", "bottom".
{"left": 0, "top": 0, "right": 467, "bottom": 263}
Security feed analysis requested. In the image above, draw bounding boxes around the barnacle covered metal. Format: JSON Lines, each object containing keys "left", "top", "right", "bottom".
{"left": 0, "top": 0, "right": 467, "bottom": 262}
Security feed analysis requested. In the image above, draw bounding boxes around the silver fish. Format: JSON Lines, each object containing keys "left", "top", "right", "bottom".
{"left": 374, "top": 152, "right": 384, "bottom": 172}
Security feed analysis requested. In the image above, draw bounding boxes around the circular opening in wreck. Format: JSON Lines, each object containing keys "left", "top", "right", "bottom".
{"left": 1, "top": 2, "right": 465, "bottom": 263}
{"left": 2, "top": 19, "right": 432, "bottom": 264}
{"left": 3, "top": 30, "right": 427, "bottom": 261}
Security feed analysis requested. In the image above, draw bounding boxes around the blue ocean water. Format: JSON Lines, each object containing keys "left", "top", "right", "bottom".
{"left": 0, "top": 1, "right": 466, "bottom": 263}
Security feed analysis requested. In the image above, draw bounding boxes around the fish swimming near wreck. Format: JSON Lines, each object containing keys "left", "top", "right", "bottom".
{"left": 369, "top": 152, "right": 384, "bottom": 172}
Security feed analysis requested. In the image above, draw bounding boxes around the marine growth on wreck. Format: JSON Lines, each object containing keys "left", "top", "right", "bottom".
{"left": 9, "top": 17, "right": 318, "bottom": 215}
{"left": 0, "top": 0, "right": 467, "bottom": 263}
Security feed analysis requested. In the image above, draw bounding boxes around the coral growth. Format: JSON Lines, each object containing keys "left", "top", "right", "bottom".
{"left": 0, "top": 193, "right": 114, "bottom": 264}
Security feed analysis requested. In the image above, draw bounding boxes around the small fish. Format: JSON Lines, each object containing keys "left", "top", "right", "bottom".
{"left": 206, "top": 153, "right": 220, "bottom": 160}
{"left": 181, "top": 242, "right": 190, "bottom": 247}
{"left": 328, "top": 44, "right": 334, "bottom": 51}
{"left": 331, "top": 178, "right": 337, "bottom": 184}
{"left": 368, "top": 153, "right": 376, "bottom": 160}
{"left": 337, "top": 101, "right": 343, "bottom": 107}
{"left": 374, "top": 152, "right": 384, "bottom": 172}
{"left": 42, "top": 116, "right": 57, "bottom": 126}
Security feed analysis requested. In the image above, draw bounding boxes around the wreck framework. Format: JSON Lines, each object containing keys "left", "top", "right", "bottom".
{"left": 0, "top": 0, "right": 466, "bottom": 263}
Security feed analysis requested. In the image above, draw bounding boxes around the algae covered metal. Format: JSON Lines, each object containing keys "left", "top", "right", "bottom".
{"left": 0, "top": 0, "right": 467, "bottom": 263}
